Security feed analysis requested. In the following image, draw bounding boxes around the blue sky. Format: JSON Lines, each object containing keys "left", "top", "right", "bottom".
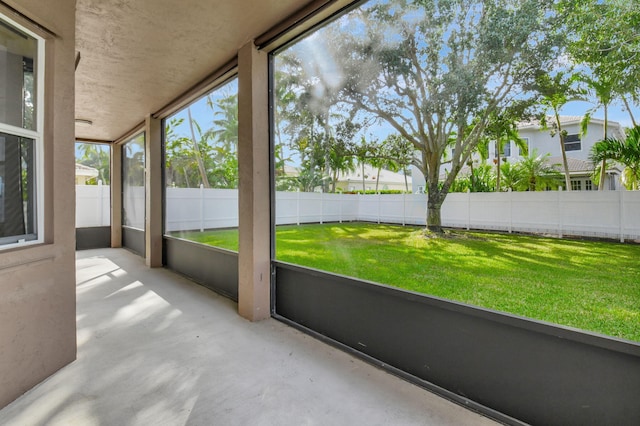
{"left": 167, "top": 78, "right": 238, "bottom": 141}
{"left": 78, "top": 1, "right": 639, "bottom": 169}
{"left": 561, "top": 100, "right": 638, "bottom": 129}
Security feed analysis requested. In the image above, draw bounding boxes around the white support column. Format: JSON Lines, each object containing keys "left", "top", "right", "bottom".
{"left": 145, "top": 115, "right": 163, "bottom": 267}
{"left": 238, "top": 41, "right": 271, "bottom": 322}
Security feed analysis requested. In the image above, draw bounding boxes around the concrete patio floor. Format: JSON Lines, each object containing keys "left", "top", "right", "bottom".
{"left": 0, "top": 248, "right": 498, "bottom": 425}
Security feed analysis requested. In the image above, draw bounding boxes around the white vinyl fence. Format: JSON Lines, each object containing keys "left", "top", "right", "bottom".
{"left": 166, "top": 187, "right": 239, "bottom": 231}
{"left": 76, "top": 185, "right": 640, "bottom": 242}
{"left": 441, "top": 190, "right": 640, "bottom": 242}
{"left": 75, "top": 183, "right": 110, "bottom": 227}
{"left": 123, "top": 185, "right": 145, "bottom": 230}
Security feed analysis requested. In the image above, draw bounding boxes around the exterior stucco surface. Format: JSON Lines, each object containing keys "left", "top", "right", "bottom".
{"left": 74, "top": 0, "right": 320, "bottom": 141}
{"left": 0, "top": 0, "right": 77, "bottom": 409}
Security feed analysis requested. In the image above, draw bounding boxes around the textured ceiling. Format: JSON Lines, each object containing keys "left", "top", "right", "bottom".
{"left": 74, "top": 0, "right": 318, "bottom": 141}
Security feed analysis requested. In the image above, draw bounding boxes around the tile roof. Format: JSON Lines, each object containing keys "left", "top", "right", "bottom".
{"left": 546, "top": 156, "right": 622, "bottom": 175}
{"left": 546, "top": 156, "right": 592, "bottom": 173}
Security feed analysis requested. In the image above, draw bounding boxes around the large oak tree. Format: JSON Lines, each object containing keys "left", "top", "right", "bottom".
{"left": 328, "top": 0, "right": 563, "bottom": 232}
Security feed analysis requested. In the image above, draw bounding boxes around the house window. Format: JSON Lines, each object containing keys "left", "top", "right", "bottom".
{"left": 585, "top": 179, "right": 593, "bottom": 191}
{"left": 501, "top": 142, "right": 511, "bottom": 157}
{"left": 564, "top": 134, "right": 581, "bottom": 151}
{"left": 571, "top": 180, "right": 582, "bottom": 191}
{"left": 0, "top": 15, "right": 44, "bottom": 249}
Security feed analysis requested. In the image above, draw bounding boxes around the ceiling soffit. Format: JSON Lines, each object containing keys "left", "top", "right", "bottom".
{"left": 74, "top": 0, "right": 356, "bottom": 141}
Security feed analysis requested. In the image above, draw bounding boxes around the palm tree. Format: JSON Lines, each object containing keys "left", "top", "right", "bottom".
{"left": 534, "top": 71, "right": 585, "bottom": 191}
{"left": 590, "top": 125, "right": 640, "bottom": 191}
{"left": 186, "top": 107, "right": 211, "bottom": 188}
{"left": 469, "top": 164, "right": 496, "bottom": 192}
{"left": 500, "top": 161, "right": 523, "bottom": 192}
{"left": 165, "top": 117, "right": 199, "bottom": 188}
{"left": 386, "top": 134, "right": 414, "bottom": 193}
{"left": 579, "top": 73, "right": 615, "bottom": 190}
{"left": 327, "top": 119, "right": 361, "bottom": 193}
{"left": 354, "top": 136, "right": 376, "bottom": 193}
{"left": 480, "top": 109, "right": 529, "bottom": 191}
{"left": 76, "top": 142, "right": 110, "bottom": 184}
{"left": 515, "top": 151, "right": 564, "bottom": 191}
{"left": 327, "top": 137, "right": 356, "bottom": 193}
{"left": 207, "top": 91, "right": 240, "bottom": 189}
{"left": 208, "top": 92, "right": 238, "bottom": 150}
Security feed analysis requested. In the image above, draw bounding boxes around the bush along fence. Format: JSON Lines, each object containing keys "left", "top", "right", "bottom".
{"left": 77, "top": 185, "right": 640, "bottom": 242}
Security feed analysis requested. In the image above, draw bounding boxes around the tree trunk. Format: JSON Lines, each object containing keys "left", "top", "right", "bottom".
{"left": 598, "top": 160, "right": 607, "bottom": 190}
{"left": 404, "top": 169, "right": 408, "bottom": 193}
{"left": 375, "top": 166, "right": 381, "bottom": 193}
{"left": 187, "top": 108, "right": 211, "bottom": 188}
{"left": 623, "top": 97, "right": 637, "bottom": 128}
{"left": 599, "top": 104, "right": 609, "bottom": 191}
{"left": 183, "top": 166, "right": 191, "bottom": 188}
{"left": 496, "top": 139, "right": 502, "bottom": 192}
{"left": 280, "top": 144, "right": 287, "bottom": 177}
{"left": 361, "top": 162, "right": 366, "bottom": 193}
{"left": 426, "top": 187, "right": 444, "bottom": 233}
{"left": 331, "top": 170, "right": 337, "bottom": 193}
{"left": 555, "top": 111, "right": 571, "bottom": 191}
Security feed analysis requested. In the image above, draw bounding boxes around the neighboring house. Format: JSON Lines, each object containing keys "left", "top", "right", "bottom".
{"left": 336, "top": 164, "right": 412, "bottom": 192}
{"left": 277, "top": 164, "right": 411, "bottom": 192}
{"left": 412, "top": 116, "right": 626, "bottom": 192}
{"left": 543, "top": 156, "right": 622, "bottom": 191}
{"left": 278, "top": 165, "right": 300, "bottom": 178}
{"left": 75, "top": 163, "right": 99, "bottom": 185}
{"left": 490, "top": 116, "right": 626, "bottom": 190}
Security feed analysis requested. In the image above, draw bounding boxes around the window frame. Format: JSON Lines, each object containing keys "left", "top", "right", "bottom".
{"left": 501, "top": 141, "right": 511, "bottom": 157}
{"left": 564, "top": 133, "right": 581, "bottom": 152}
{"left": 0, "top": 13, "right": 45, "bottom": 250}
{"left": 570, "top": 179, "right": 582, "bottom": 191}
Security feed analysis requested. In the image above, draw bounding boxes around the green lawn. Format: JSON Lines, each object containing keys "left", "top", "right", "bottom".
{"left": 175, "top": 223, "right": 640, "bottom": 342}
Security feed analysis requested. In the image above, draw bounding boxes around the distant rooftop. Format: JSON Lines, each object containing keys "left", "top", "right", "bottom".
{"left": 75, "top": 163, "right": 99, "bottom": 177}
{"left": 517, "top": 116, "right": 627, "bottom": 140}
{"left": 518, "top": 115, "right": 622, "bottom": 129}
{"left": 546, "top": 156, "right": 622, "bottom": 175}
